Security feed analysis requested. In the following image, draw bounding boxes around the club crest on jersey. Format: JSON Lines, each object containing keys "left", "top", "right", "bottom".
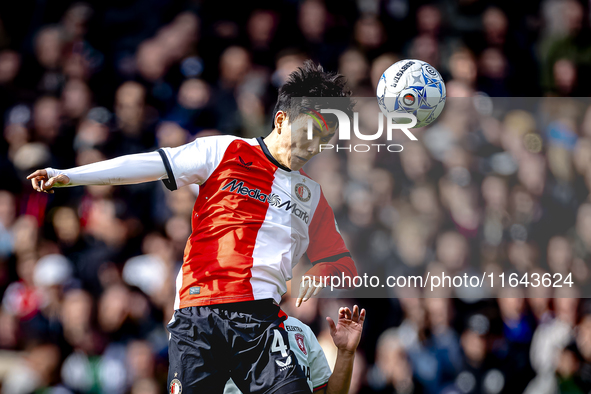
{"left": 295, "top": 333, "right": 307, "bottom": 355}
{"left": 294, "top": 183, "right": 311, "bottom": 202}
{"left": 169, "top": 379, "right": 182, "bottom": 394}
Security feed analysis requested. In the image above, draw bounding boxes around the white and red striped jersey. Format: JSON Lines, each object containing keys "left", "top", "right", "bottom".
{"left": 158, "top": 135, "right": 357, "bottom": 308}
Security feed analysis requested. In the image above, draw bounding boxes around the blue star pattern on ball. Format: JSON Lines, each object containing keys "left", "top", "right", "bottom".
{"left": 421, "top": 68, "right": 445, "bottom": 101}
{"left": 377, "top": 90, "right": 386, "bottom": 111}
{"left": 376, "top": 59, "right": 446, "bottom": 128}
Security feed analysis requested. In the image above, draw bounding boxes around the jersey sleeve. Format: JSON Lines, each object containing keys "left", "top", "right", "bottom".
{"left": 157, "top": 135, "right": 239, "bottom": 190}
{"left": 45, "top": 151, "right": 168, "bottom": 187}
{"left": 305, "top": 190, "right": 357, "bottom": 280}
{"left": 303, "top": 324, "right": 332, "bottom": 391}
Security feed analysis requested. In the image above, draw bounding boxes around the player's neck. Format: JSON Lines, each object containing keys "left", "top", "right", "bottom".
{"left": 263, "top": 131, "right": 292, "bottom": 171}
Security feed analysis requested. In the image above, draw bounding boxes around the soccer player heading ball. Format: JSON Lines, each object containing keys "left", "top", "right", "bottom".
{"left": 28, "top": 61, "right": 359, "bottom": 393}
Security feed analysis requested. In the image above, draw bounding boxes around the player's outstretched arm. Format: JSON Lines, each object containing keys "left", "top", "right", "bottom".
{"left": 322, "top": 305, "right": 365, "bottom": 394}
{"left": 27, "top": 151, "right": 169, "bottom": 193}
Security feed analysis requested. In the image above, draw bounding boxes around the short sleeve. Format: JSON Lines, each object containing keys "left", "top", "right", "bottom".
{"left": 304, "top": 325, "right": 332, "bottom": 391}
{"left": 158, "top": 135, "right": 239, "bottom": 190}
{"left": 304, "top": 189, "right": 357, "bottom": 281}
{"left": 307, "top": 190, "right": 349, "bottom": 263}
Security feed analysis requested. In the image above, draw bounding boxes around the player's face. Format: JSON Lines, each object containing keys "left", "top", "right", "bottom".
{"left": 282, "top": 114, "right": 336, "bottom": 171}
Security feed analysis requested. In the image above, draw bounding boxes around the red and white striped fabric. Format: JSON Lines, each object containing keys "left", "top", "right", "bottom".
{"left": 159, "top": 135, "right": 357, "bottom": 308}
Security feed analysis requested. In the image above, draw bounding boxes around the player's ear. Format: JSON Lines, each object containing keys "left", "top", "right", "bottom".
{"left": 275, "top": 111, "right": 286, "bottom": 133}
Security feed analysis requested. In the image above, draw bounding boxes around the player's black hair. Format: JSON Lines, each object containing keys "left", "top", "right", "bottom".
{"left": 272, "top": 60, "right": 354, "bottom": 127}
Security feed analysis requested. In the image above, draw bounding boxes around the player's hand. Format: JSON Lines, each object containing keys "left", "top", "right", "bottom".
{"left": 326, "top": 305, "right": 366, "bottom": 354}
{"left": 27, "top": 169, "right": 70, "bottom": 194}
{"left": 295, "top": 277, "right": 324, "bottom": 307}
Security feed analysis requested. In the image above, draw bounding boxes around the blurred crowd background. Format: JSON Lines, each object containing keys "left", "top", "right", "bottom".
{"left": 1, "top": 0, "right": 591, "bottom": 393}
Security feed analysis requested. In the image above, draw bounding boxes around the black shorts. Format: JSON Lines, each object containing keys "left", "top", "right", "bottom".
{"left": 167, "top": 299, "right": 311, "bottom": 394}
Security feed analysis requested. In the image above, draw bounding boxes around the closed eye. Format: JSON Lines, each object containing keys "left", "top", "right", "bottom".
{"left": 321, "top": 134, "right": 335, "bottom": 143}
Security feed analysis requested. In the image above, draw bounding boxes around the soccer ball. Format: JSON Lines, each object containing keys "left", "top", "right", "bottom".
{"left": 376, "top": 59, "right": 446, "bottom": 128}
